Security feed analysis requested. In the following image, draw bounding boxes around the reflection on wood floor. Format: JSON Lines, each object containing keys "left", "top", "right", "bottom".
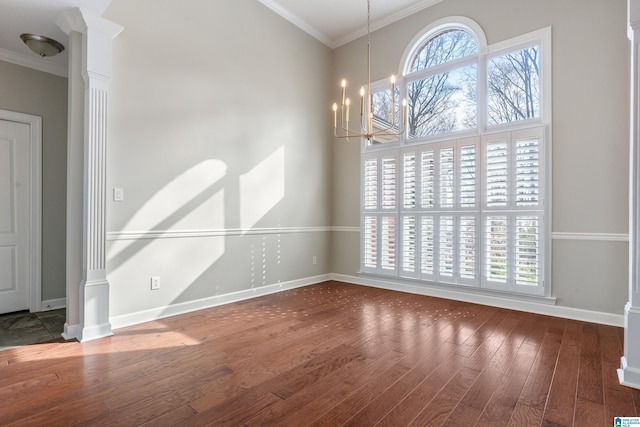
{"left": 0, "top": 282, "right": 638, "bottom": 426}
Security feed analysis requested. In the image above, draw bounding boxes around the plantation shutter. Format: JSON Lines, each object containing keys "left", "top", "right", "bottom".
{"left": 459, "top": 144, "right": 477, "bottom": 208}
{"left": 482, "top": 128, "right": 544, "bottom": 294}
{"left": 515, "top": 138, "right": 540, "bottom": 207}
{"left": 361, "top": 128, "right": 544, "bottom": 295}
{"left": 382, "top": 156, "right": 397, "bottom": 210}
{"left": 361, "top": 152, "right": 398, "bottom": 275}
{"left": 363, "top": 157, "right": 378, "bottom": 211}
{"left": 362, "top": 155, "right": 379, "bottom": 272}
{"left": 515, "top": 216, "right": 540, "bottom": 287}
{"left": 403, "top": 152, "right": 417, "bottom": 209}
{"left": 438, "top": 215, "right": 454, "bottom": 279}
{"left": 459, "top": 216, "right": 477, "bottom": 283}
{"left": 420, "top": 215, "right": 435, "bottom": 279}
{"left": 486, "top": 138, "right": 509, "bottom": 208}
{"left": 381, "top": 215, "right": 397, "bottom": 271}
{"left": 421, "top": 149, "right": 435, "bottom": 208}
{"left": 439, "top": 148, "right": 455, "bottom": 208}
{"left": 401, "top": 215, "right": 417, "bottom": 276}
{"left": 485, "top": 215, "right": 508, "bottom": 284}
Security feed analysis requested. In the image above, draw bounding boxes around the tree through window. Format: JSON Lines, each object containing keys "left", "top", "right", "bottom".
{"left": 488, "top": 46, "right": 540, "bottom": 124}
{"left": 361, "top": 21, "right": 550, "bottom": 297}
{"left": 405, "top": 29, "right": 478, "bottom": 138}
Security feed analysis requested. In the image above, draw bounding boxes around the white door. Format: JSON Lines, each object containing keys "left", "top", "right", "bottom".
{"left": 0, "top": 119, "right": 30, "bottom": 314}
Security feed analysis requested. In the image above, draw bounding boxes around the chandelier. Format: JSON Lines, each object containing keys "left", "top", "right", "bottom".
{"left": 332, "top": 0, "right": 406, "bottom": 143}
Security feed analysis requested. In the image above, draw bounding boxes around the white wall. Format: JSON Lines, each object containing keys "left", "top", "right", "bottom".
{"left": 102, "top": 0, "right": 333, "bottom": 318}
{"left": 100, "top": 0, "right": 629, "bottom": 321}
{"left": 330, "top": 0, "right": 630, "bottom": 315}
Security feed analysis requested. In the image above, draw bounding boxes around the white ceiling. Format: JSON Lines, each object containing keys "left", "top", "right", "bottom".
{"left": 0, "top": 0, "right": 440, "bottom": 77}
{"left": 258, "top": 0, "right": 442, "bottom": 48}
{"left": 0, "top": 0, "right": 111, "bottom": 77}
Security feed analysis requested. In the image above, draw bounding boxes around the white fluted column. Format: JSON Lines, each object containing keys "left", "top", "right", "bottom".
{"left": 620, "top": 0, "right": 640, "bottom": 389}
{"left": 57, "top": 9, "right": 123, "bottom": 342}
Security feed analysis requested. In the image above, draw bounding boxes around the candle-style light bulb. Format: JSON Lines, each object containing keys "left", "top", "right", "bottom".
{"left": 391, "top": 75, "right": 396, "bottom": 126}
{"left": 402, "top": 98, "right": 407, "bottom": 125}
{"left": 360, "top": 87, "right": 365, "bottom": 116}
{"left": 345, "top": 98, "right": 351, "bottom": 124}
{"left": 332, "top": 103, "right": 338, "bottom": 128}
{"left": 341, "top": 79, "right": 347, "bottom": 105}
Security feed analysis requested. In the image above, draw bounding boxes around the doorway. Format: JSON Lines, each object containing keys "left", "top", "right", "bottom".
{"left": 0, "top": 111, "right": 42, "bottom": 314}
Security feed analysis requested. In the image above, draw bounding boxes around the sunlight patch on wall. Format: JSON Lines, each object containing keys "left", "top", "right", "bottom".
{"left": 107, "top": 159, "right": 226, "bottom": 264}
{"left": 239, "top": 146, "right": 285, "bottom": 230}
{"left": 123, "top": 159, "right": 226, "bottom": 232}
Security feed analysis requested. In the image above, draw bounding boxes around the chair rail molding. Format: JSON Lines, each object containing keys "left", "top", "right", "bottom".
{"left": 620, "top": 0, "right": 640, "bottom": 390}
{"left": 57, "top": 8, "right": 123, "bottom": 342}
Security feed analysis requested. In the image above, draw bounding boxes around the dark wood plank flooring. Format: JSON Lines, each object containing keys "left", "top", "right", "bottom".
{"left": 0, "top": 281, "right": 637, "bottom": 426}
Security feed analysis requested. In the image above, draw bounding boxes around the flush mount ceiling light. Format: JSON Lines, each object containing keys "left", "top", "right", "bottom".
{"left": 20, "top": 33, "right": 65, "bottom": 57}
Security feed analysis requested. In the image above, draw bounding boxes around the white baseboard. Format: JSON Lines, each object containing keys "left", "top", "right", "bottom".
{"left": 62, "top": 322, "right": 80, "bottom": 341}
{"left": 619, "top": 357, "right": 640, "bottom": 390}
{"left": 331, "top": 273, "right": 624, "bottom": 327}
{"left": 79, "top": 323, "right": 114, "bottom": 342}
{"left": 110, "top": 274, "right": 332, "bottom": 330}
{"left": 108, "top": 272, "right": 622, "bottom": 332}
{"left": 41, "top": 298, "right": 66, "bottom": 311}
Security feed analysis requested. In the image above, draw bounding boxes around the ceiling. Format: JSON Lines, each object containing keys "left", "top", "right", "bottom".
{"left": 258, "top": 0, "right": 442, "bottom": 48}
{"left": 0, "top": 0, "right": 439, "bottom": 77}
{"left": 0, "top": 0, "right": 111, "bottom": 77}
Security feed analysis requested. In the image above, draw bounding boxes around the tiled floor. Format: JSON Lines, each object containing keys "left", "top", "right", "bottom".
{"left": 0, "top": 309, "right": 66, "bottom": 351}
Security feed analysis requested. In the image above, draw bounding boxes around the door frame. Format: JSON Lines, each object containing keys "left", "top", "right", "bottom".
{"left": 0, "top": 109, "right": 42, "bottom": 312}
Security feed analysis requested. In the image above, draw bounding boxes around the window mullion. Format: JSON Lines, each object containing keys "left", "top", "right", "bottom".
{"left": 361, "top": 22, "right": 548, "bottom": 297}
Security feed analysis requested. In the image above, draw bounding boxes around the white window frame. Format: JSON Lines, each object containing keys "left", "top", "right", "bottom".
{"left": 360, "top": 19, "right": 552, "bottom": 298}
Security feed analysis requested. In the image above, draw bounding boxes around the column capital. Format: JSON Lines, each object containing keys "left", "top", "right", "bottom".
{"left": 57, "top": 8, "right": 123, "bottom": 81}
{"left": 57, "top": 8, "right": 123, "bottom": 39}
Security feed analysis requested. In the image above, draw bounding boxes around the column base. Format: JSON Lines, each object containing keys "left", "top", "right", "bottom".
{"left": 79, "top": 277, "right": 113, "bottom": 342}
{"left": 62, "top": 322, "right": 81, "bottom": 341}
{"left": 620, "top": 302, "right": 640, "bottom": 389}
{"left": 619, "top": 356, "right": 640, "bottom": 389}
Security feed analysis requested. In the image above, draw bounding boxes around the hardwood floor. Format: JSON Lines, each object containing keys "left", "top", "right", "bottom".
{"left": 0, "top": 281, "right": 637, "bottom": 426}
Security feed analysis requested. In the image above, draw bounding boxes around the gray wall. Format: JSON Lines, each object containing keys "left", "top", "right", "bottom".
{"left": 0, "top": 60, "right": 67, "bottom": 302}
{"left": 330, "top": 0, "right": 630, "bottom": 314}
{"left": 102, "top": 0, "right": 333, "bottom": 317}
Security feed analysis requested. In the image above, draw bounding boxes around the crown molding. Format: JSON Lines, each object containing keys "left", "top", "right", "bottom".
{"left": 0, "top": 46, "right": 67, "bottom": 77}
{"left": 257, "top": 0, "right": 333, "bottom": 47}
{"left": 334, "top": 0, "right": 443, "bottom": 48}
{"left": 258, "top": 0, "right": 443, "bottom": 49}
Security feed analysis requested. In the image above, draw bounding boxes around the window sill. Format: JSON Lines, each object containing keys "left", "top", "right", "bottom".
{"left": 356, "top": 272, "right": 556, "bottom": 306}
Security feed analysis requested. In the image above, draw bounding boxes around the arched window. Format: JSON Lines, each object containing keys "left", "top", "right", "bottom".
{"left": 361, "top": 19, "right": 551, "bottom": 298}
{"left": 404, "top": 27, "right": 480, "bottom": 138}
{"left": 408, "top": 29, "right": 478, "bottom": 72}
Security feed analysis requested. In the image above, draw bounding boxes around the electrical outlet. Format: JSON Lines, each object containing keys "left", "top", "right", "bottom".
{"left": 150, "top": 276, "right": 160, "bottom": 290}
{"left": 312, "top": 256, "right": 317, "bottom": 265}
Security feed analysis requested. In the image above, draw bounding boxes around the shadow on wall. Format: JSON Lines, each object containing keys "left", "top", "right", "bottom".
{"left": 106, "top": 145, "right": 288, "bottom": 315}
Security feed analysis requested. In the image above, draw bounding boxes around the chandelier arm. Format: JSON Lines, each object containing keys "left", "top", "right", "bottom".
{"left": 337, "top": 105, "right": 369, "bottom": 135}
{"left": 331, "top": 0, "right": 406, "bottom": 143}
{"left": 367, "top": 0, "right": 371, "bottom": 136}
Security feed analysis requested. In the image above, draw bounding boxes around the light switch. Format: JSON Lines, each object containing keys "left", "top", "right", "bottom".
{"left": 113, "top": 187, "right": 124, "bottom": 202}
